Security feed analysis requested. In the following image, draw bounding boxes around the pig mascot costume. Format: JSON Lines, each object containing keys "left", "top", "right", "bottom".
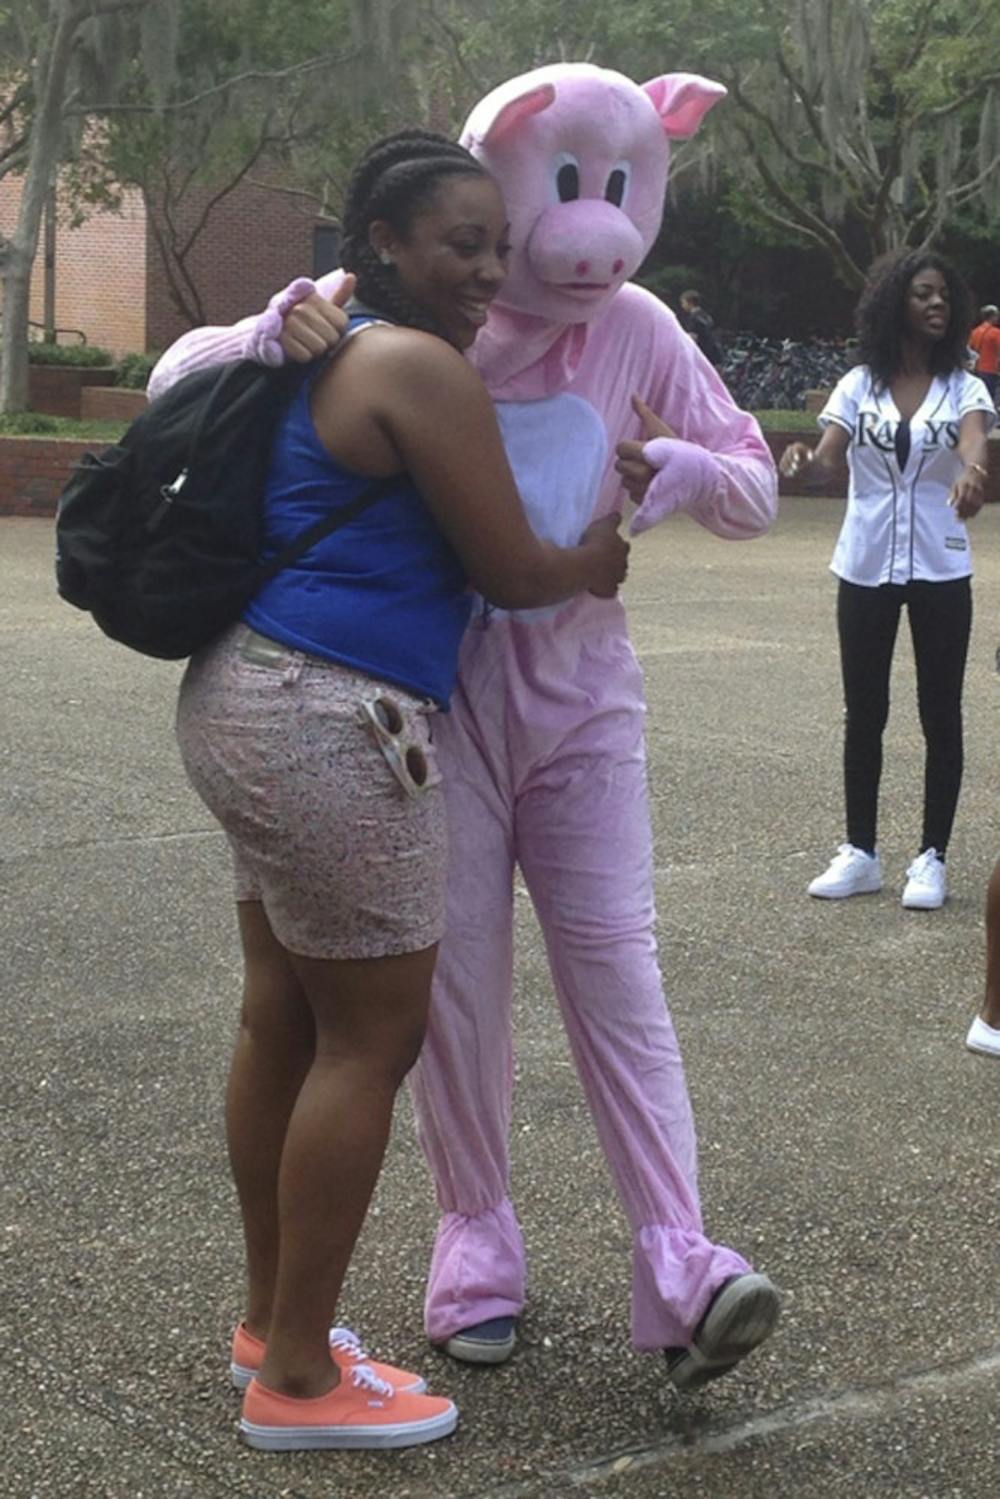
{"left": 150, "top": 64, "right": 781, "bottom": 1388}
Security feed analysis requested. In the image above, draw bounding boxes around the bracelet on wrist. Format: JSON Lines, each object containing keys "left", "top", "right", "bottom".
{"left": 966, "top": 461, "right": 988, "bottom": 480}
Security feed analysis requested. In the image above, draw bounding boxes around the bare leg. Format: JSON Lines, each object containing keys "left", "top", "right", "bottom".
{"left": 982, "top": 857, "right": 1000, "bottom": 1028}
{"left": 226, "top": 901, "right": 314, "bottom": 1338}
{"left": 257, "top": 937, "right": 437, "bottom": 1399}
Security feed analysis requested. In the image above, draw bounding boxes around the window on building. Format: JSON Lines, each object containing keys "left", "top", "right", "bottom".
{"left": 313, "top": 224, "right": 343, "bottom": 277}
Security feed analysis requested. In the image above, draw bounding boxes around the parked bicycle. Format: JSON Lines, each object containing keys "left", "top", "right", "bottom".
{"left": 719, "top": 335, "right": 856, "bottom": 411}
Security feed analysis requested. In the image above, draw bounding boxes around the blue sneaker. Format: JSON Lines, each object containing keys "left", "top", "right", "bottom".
{"left": 443, "top": 1317, "right": 517, "bottom": 1365}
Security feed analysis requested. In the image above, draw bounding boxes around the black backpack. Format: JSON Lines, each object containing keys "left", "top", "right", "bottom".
{"left": 55, "top": 356, "right": 393, "bottom": 660}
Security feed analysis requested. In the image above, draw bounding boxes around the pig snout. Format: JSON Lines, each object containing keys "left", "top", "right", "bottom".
{"left": 525, "top": 199, "right": 644, "bottom": 291}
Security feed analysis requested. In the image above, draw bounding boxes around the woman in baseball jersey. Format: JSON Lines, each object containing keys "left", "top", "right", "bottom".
{"left": 780, "top": 250, "right": 994, "bottom": 910}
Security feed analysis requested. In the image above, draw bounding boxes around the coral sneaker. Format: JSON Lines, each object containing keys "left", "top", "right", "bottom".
{"left": 239, "top": 1366, "right": 458, "bottom": 1450}
{"left": 230, "top": 1323, "right": 426, "bottom": 1394}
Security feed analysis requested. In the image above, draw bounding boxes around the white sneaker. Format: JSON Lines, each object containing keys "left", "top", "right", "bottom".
{"left": 808, "top": 844, "right": 882, "bottom": 899}
{"left": 966, "top": 1015, "right": 1000, "bottom": 1057}
{"left": 901, "top": 849, "right": 947, "bottom": 910}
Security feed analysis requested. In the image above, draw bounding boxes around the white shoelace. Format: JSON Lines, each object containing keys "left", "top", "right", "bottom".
{"left": 347, "top": 1362, "right": 395, "bottom": 1398}
{"left": 329, "top": 1326, "right": 372, "bottom": 1362}
{"left": 907, "top": 850, "right": 941, "bottom": 883}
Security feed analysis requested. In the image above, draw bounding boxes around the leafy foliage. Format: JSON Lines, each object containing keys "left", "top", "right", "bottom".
{"left": 115, "top": 350, "right": 163, "bottom": 388}
{"left": 412, "top": 1, "right": 1000, "bottom": 287}
{"left": 27, "top": 341, "right": 114, "bottom": 367}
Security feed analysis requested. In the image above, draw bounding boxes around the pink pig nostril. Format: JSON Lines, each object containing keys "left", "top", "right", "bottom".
{"left": 612, "top": 258, "right": 625, "bottom": 274}
{"left": 575, "top": 260, "right": 590, "bottom": 276}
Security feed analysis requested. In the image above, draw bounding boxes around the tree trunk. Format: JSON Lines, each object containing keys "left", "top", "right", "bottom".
{"left": 0, "top": 5, "right": 79, "bottom": 413}
{"left": 0, "top": 244, "right": 34, "bottom": 410}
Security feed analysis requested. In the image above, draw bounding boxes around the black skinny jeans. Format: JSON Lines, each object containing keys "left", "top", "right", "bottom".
{"left": 837, "top": 576, "right": 972, "bottom": 855}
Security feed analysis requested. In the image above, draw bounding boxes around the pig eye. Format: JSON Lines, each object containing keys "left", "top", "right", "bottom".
{"left": 554, "top": 152, "right": 580, "bottom": 202}
{"left": 605, "top": 162, "right": 630, "bottom": 207}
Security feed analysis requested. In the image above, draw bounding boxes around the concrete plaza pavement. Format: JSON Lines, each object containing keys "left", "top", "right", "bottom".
{"left": 3, "top": 500, "right": 1000, "bottom": 1498}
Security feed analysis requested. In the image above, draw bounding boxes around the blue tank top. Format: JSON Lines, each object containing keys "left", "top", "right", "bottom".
{"left": 243, "top": 327, "right": 471, "bottom": 707}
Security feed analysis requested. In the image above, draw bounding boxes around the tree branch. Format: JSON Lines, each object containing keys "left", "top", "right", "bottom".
{"left": 0, "top": 135, "right": 29, "bottom": 174}
{"left": 67, "top": 46, "right": 365, "bottom": 117}
{"left": 726, "top": 68, "right": 830, "bottom": 178}
{"left": 770, "top": 51, "right": 831, "bottom": 162}
{"left": 736, "top": 125, "right": 866, "bottom": 287}
{"left": 949, "top": 151, "right": 1000, "bottom": 205}
{"left": 0, "top": 80, "right": 31, "bottom": 132}
{"left": 144, "top": 198, "right": 204, "bottom": 326}
{"left": 929, "top": 73, "right": 1000, "bottom": 119}
{"left": 176, "top": 129, "right": 276, "bottom": 260}
{"left": 426, "top": 0, "right": 488, "bottom": 95}
{"left": 69, "top": 0, "right": 160, "bottom": 14}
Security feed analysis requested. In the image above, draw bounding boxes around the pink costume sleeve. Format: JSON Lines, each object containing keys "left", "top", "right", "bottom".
{"left": 622, "top": 290, "right": 777, "bottom": 541}
{"left": 145, "top": 271, "right": 347, "bottom": 401}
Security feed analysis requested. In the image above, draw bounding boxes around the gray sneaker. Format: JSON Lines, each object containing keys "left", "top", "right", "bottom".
{"left": 665, "top": 1273, "right": 781, "bottom": 1392}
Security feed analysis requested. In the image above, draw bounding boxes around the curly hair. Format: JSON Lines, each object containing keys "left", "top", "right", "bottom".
{"left": 855, "top": 249, "right": 973, "bottom": 387}
{"left": 340, "top": 128, "right": 491, "bottom": 340}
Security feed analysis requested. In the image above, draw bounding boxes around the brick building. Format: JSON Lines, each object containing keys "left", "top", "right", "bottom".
{"left": 0, "top": 175, "right": 338, "bottom": 359}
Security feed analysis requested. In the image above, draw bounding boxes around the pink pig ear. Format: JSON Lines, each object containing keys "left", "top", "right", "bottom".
{"left": 477, "top": 83, "right": 557, "bottom": 147}
{"left": 642, "top": 73, "right": 726, "bottom": 140}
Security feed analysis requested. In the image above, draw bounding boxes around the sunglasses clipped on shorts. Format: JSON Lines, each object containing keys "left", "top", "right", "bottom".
{"left": 358, "top": 692, "right": 432, "bottom": 799}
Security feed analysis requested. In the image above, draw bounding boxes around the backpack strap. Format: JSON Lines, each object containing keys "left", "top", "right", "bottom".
{"left": 256, "top": 474, "right": 398, "bottom": 584}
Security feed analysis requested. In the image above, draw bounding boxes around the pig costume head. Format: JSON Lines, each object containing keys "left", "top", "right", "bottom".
{"left": 460, "top": 63, "right": 726, "bottom": 327}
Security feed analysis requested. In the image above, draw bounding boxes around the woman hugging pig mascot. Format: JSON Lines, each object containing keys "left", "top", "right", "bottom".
{"left": 150, "top": 63, "right": 781, "bottom": 1392}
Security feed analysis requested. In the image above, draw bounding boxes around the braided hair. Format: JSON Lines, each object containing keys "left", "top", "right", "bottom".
{"left": 856, "top": 249, "right": 973, "bottom": 388}
{"left": 341, "top": 128, "right": 492, "bottom": 339}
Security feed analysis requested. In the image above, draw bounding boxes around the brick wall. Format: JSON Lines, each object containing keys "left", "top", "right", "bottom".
{"left": 5, "top": 429, "right": 998, "bottom": 521}
{"left": 145, "top": 179, "right": 325, "bottom": 353}
{"left": 0, "top": 179, "right": 147, "bottom": 358}
{"left": 0, "top": 437, "right": 96, "bottom": 517}
{"left": 29, "top": 366, "right": 118, "bottom": 419}
{"left": 0, "top": 173, "right": 324, "bottom": 363}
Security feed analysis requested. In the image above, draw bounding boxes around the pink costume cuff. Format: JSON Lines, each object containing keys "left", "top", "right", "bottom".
{"left": 630, "top": 438, "right": 724, "bottom": 535}
{"left": 247, "top": 276, "right": 319, "bottom": 368}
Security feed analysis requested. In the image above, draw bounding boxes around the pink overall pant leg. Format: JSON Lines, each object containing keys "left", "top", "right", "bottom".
{"left": 515, "top": 718, "right": 751, "bottom": 1350}
{"left": 412, "top": 659, "right": 750, "bottom": 1350}
{"left": 410, "top": 697, "right": 528, "bottom": 1344}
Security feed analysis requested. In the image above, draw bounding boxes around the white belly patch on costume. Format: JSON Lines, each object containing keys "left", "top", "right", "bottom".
{"left": 491, "top": 394, "right": 608, "bottom": 622}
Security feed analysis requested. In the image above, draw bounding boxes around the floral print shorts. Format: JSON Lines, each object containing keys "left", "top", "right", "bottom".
{"left": 175, "top": 624, "right": 447, "bottom": 960}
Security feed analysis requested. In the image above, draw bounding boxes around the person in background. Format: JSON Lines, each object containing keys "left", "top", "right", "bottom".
{"left": 176, "top": 128, "right": 628, "bottom": 1454}
{"left": 780, "top": 250, "right": 993, "bottom": 911}
{"left": 679, "top": 288, "right": 723, "bottom": 367}
{"left": 968, "top": 303, "right": 1000, "bottom": 401}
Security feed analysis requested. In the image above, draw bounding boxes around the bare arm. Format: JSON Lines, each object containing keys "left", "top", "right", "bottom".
{"left": 313, "top": 329, "right": 628, "bottom": 610}
{"left": 950, "top": 410, "right": 991, "bottom": 519}
{"left": 779, "top": 422, "right": 851, "bottom": 485}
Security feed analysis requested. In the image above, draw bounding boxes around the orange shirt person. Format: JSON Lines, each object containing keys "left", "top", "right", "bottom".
{"left": 969, "top": 303, "right": 1000, "bottom": 398}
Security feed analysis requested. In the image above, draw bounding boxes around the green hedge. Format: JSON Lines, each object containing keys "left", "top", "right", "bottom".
{"left": 0, "top": 412, "right": 126, "bottom": 439}
{"left": 27, "top": 342, "right": 114, "bottom": 368}
{"left": 754, "top": 409, "right": 817, "bottom": 432}
{"left": 115, "top": 351, "right": 162, "bottom": 389}
{"left": 22, "top": 343, "right": 162, "bottom": 386}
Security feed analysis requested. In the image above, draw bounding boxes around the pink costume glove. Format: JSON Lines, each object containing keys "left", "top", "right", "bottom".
{"left": 629, "top": 437, "right": 724, "bottom": 535}
{"left": 246, "top": 277, "right": 319, "bottom": 367}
